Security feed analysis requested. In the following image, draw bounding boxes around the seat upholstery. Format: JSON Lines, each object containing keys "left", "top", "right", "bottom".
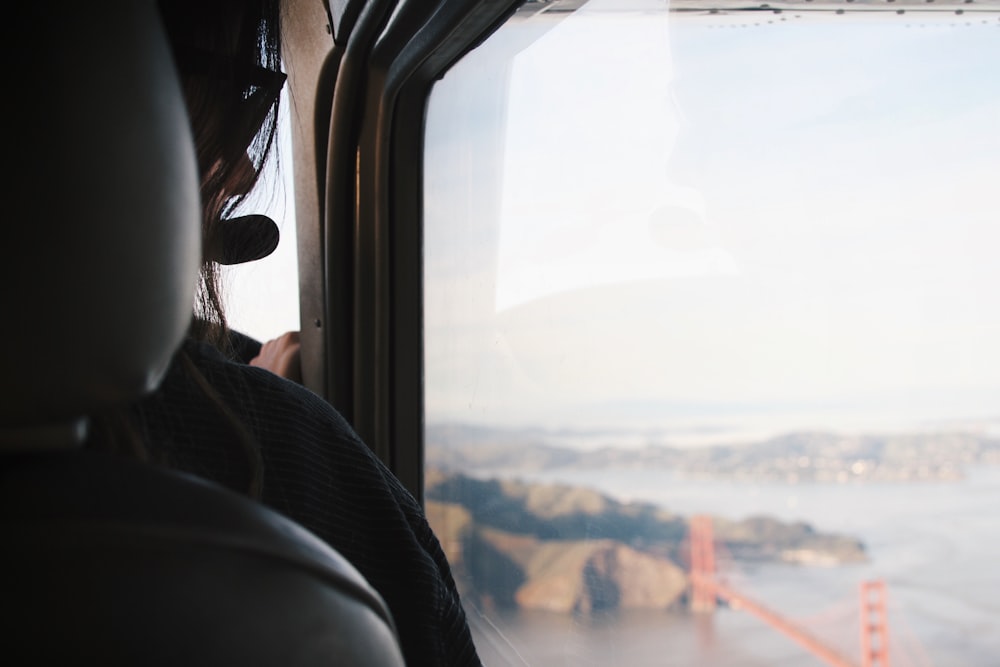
{"left": 2, "top": 452, "right": 405, "bottom": 665}
{"left": 1, "top": 4, "right": 405, "bottom": 665}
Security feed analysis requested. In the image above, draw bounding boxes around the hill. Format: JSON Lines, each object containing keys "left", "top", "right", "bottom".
{"left": 426, "top": 470, "right": 865, "bottom": 613}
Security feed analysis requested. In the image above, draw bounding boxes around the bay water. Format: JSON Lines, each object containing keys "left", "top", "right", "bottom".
{"left": 465, "top": 466, "right": 1000, "bottom": 666}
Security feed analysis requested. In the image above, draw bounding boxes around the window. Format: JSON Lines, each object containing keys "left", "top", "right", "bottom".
{"left": 424, "top": 1, "right": 999, "bottom": 665}
{"left": 223, "top": 94, "right": 299, "bottom": 342}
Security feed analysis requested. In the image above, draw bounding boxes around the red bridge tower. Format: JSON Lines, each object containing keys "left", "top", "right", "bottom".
{"left": 860, "top": 580, "right": 890, "bottom": 667}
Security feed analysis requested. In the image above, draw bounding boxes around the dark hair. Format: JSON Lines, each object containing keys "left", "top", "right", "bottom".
{"left": 158, "top": 0, "right": 285, "bottom": 348}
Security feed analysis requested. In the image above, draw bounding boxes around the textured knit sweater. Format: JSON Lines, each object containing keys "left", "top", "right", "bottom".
{"left": 132, "top": 337, "right": 482, "bottom": 667}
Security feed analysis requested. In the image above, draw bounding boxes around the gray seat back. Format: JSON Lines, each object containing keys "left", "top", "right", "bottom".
{"left": 1, "top": 5, "right": 405, "bottom": 665}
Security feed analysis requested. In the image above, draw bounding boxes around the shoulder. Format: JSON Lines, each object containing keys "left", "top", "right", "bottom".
{"left": 183, "top": 338, "right": 361, "bottom": 443}
{"left": 152, "top": 338, "right": 414, "bottom": 509}
{"left": 178, "top": 340, "right": 432, "bottom": 548}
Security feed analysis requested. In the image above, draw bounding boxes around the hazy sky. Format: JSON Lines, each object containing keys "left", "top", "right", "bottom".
{"left": 423, "top": 1, "right": 1000, "bottom": 437}
{"left": 224, "top": 1, "right": 1000, "bottom": 440}
{"left": 223, "top": 94, "right": 300, "bottom": 342}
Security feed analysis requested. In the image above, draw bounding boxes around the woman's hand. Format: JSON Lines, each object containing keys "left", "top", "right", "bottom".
{"left": 249, "top": 330, "right": 302, "bottom": 383}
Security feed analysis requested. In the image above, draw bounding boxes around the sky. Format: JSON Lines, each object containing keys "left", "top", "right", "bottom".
{"left": 222, "top": 93, "right": 301, "bottom": 343}
{"left": 422, "top": 1, "right": 1000, "bottom": 439}
{"left": 223, "top": 1, "right": 1000, "bottom": 442}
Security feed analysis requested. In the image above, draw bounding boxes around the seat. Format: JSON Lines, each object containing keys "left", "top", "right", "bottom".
{"left": 1, "top": 452, "right": 406, "bottom": 665}
{"left": 0, "top": 4, "right": 405, "bottom": 665}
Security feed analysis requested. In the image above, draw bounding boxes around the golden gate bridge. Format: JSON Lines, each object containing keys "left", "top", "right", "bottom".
{"left": 686, "top": 515, "right": 930, "bottom": 667}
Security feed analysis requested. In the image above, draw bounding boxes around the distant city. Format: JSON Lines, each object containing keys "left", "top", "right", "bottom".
{"left": 427, "top": 422, "right": 1000, "bottom": 483}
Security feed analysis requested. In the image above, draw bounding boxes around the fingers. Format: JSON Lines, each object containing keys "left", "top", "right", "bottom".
{"left": 248, "top": 330, "right": 303, "bottom": 383}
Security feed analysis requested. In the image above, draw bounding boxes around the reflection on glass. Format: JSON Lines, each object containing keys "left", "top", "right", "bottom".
{"left": 424, "top": 2, "right": 1000, "bottom": 665}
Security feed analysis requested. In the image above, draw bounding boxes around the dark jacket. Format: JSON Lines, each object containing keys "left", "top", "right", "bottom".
{"left": 132, "top": 336, "right": 481, "bottom": 667}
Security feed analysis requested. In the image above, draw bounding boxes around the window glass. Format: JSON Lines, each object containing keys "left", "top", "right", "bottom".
{"left": 223, "top": 94, "right": 300, "bottom": 342}
{"left": 424, "top": 1, "right": 999, "bottom": 665}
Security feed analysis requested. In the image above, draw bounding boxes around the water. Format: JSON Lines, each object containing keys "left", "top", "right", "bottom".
{"left": 466, "top": 466, "right": 1000, "bottom": 667}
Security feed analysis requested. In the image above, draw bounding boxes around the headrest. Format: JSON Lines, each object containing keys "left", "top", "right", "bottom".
{"left": 2, "top": 4, "right": 200, "bottom": 444}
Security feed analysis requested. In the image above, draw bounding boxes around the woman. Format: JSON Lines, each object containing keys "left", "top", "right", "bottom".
{"left": 100, "top": 2, "right": 481, "bottom": 665}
